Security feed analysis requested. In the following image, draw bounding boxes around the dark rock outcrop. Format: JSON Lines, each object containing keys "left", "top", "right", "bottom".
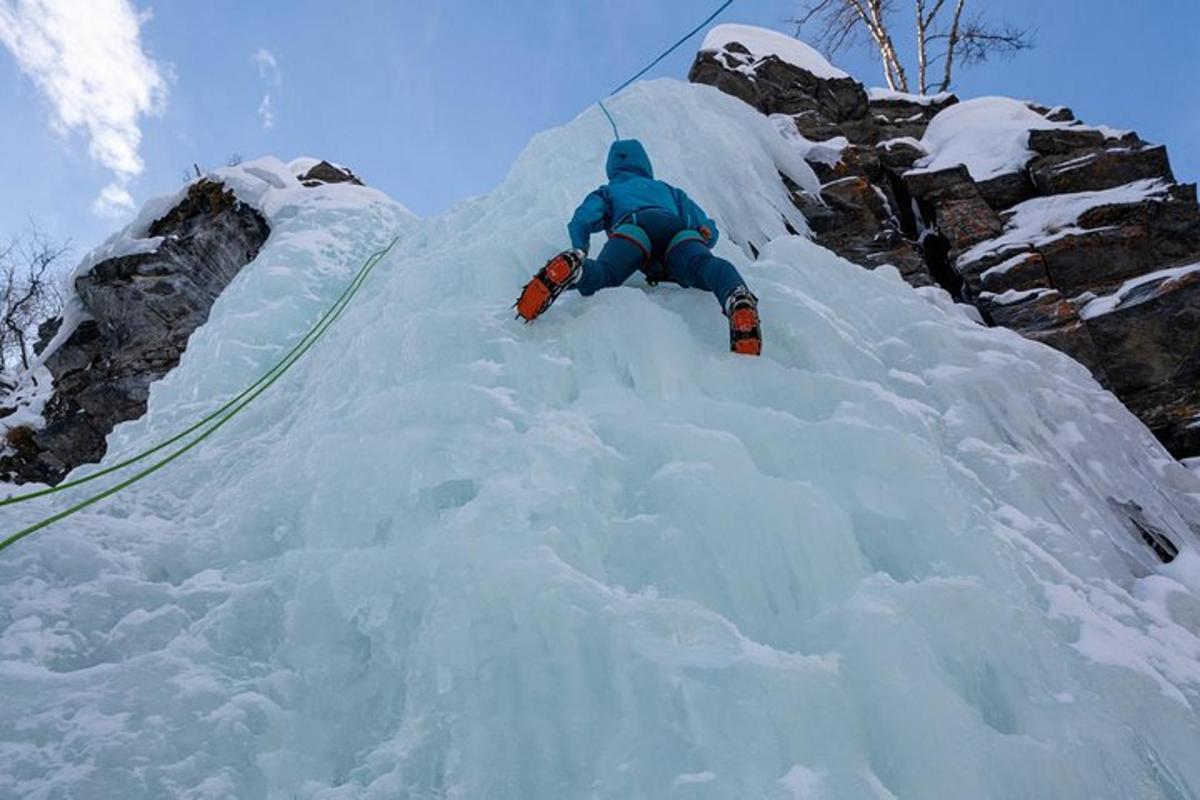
{"left": 869, "top": 92, "right": 958, "bottom": 141}
{"left": 691, "top": 37, "right": 937, "bottom": 288}
{"left": 976, "top": 171, "right": 1036, "bottom": 211}
{"left": 299, "top": 161, "right": 364, "bottom": 187}
{"left": 690, "top": 34, "right": 1200, "bottom": 459}
{"left": 1084, "top": 268, "right": 1200, "bottom": 455}
{"left": 0, "top": 180, "right": 270, "bottom": 485}
{"left": 689, "top": 46, "right": 875, "bottom": 144}
{"left": 1029, "top": 145, "right": 1174, "bottom": 196}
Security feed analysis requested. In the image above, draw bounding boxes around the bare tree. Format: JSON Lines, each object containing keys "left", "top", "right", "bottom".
{"left": 793, "top": 0, "right": 1033, "bottom": 93}
{"left": 0, "top": 225, "right": 71, "bottom": 373}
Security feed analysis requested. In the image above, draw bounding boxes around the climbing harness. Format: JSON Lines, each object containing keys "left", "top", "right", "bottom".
{"left": 598, "top": 0, "right": 735, "bottom": 139}
{"left": 0, "top": 238, "right": 397, "bottom": 553}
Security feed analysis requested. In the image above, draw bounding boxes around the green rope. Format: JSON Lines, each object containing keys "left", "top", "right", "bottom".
{"left": 1, "top": 239, "right": 395, "bottom": 509}
{"left": 0, "top": 237, "right": 398, "bottom": 553}
{"left": 2, "top": 1, "right": 740, "bottom": 550}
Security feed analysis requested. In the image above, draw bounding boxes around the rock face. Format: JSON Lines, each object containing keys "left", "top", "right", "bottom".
{"left": 0, "top": 180, "right": 270, "bottom": 485}
{"left": 689, "top": 44, "right": 875, "bottom": 144}
{"left": 690, "top": 51, "right": 939, "bottom": 288}
{"left": 298, "top": 160, "right": 364, "bottom": 187}
{"left": 691, "top": 36, "right": 1200, "bottom": 459}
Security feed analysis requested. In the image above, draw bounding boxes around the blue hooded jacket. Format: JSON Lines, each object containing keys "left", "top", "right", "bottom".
{"left": 567, "top": 139, "right": 719, "bottom": 253}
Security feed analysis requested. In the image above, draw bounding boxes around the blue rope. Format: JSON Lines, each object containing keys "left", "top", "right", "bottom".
{"left": 598, "top": 99, "right": 620, "bottom": 139}
{"left": 597, "top": 0, "right": 736, "bottom": 140}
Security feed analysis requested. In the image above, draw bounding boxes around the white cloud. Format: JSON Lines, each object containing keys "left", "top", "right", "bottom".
{"left": 252, "top": 47, "right": 280, "bottom": 130}
{"left": 252, "top": 46, "right": 280, "bottom": 84}
{"left": 257, "top": 93, "right": 274, "bottom": 130}
{"left": 91, "top": 181, "right": 135, "bottom": 218}
{"left": 0, "top": 0, "right": 167, "bottom": 216}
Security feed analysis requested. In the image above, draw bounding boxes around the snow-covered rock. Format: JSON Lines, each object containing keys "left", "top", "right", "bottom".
{"left": 960, "top": 178, "right": 1172, "bottom": 266}
{"left": 914, "top": 96, "right": 1072, "bottom": 181}
{"left": 867, "top": 87, "right": 955, "bottom": 105}
{"left": 689, "top": 25, "right": 874, "bottom": 146}
{"left": 691, "top": 28, "right": 935, "bottom": 287}
{"left": 701, "top": 23, "right": 848, "bottom": 80}
{"left": 689, "top": 24, "right": 1200, "bottom": 460}
{"left": 0, "top": 157, "right": 413, "bottom": 486}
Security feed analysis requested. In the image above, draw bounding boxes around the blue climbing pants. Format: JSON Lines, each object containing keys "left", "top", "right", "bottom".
{"left": 573, "top": 209, "right": 746, "bottom": 309}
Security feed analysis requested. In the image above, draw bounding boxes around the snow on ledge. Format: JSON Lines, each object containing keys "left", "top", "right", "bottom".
{"left": 701, "top": 24, "right": 849, "bottom": 80}
{"left": 981, "top": 287, "right": 1056, "bottom": 307}
{"left": 980, "top": 251, "right": 1036, "bottom": 282}
{"left": 1080, "top": 262, "right": 1200, "bottom": 319}
{"left": 917, "top": 96, "right": 1101, "bottom": 181}
{"left": 868, "top": 87, "right": 954, "bottom": 105}
{"left": 878, "top": 136, "right": 926, "bottom": 153}
{"left": 770, "top": 114, "right": 849, "bottom": 166}
{"left": 960, "top": 178, "right": 1171, "bottom": 264}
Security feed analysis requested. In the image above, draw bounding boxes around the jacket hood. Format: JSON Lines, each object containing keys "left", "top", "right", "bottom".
{"left": 606, "top": 139, "right": 653, "bottom": 180}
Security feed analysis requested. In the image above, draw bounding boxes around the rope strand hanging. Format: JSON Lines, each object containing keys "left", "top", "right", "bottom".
{"left": 596, "top": 0, "right": 735, "bottom": 140}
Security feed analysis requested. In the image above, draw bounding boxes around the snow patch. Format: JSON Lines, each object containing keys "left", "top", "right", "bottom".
{"left": 868, "top": 87, "right": 954, "bottom": 105}
{"left": 771, "top": 114, "right": 850, "bottom": 168}
{"left": 1080, "top": 262, "right": 1200, "bottom": 319}
{"left": 878, "top": 136, "right": 926, "bottom": 152}
{"left": 916, "top": 96, "right": 1087, "bottom": 181}
{"left": 960, "top": 178, "right": 1171, "bottom": 265}
{"left": 701, "top": 23, "right": 848, "bottom": 80}
{"left": 980, "top": 251, "right": 1036, "bottom": 281}
{"left": 981, "top": 287, "right": 1055, "bottom": 306}
{"left": 0, "top": 367, "right": 54, "bottom": 436}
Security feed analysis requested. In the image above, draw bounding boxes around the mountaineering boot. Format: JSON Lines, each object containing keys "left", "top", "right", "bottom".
{"left": 725, "top": 286, "right": 761, "bottom": 356}
{"left": 515, "top": 249, "right": 585, "bottom": 322}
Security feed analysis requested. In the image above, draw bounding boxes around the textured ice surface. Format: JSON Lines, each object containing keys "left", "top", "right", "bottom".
{"left": 2, "top": 80, "right": 1200, "bottom": 799}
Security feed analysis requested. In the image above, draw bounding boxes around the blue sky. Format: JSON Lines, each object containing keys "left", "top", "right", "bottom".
{"left": 2, "top": 0, "right": 1197, "bottom": 259}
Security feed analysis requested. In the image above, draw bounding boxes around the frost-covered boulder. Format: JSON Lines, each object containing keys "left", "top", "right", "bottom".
{"left": 0, "top": 178, "right": 270, "bottom": 485}
{"left": 692, "top": 27, "right": 937, "bottom": 288}
{"left": 0, "top": 157, "right": 411, "bottom": 485}
{"left": 690, "top": 24, "right": 874, "bottom": 144}
{"left": 296, "top": 159, "right": 364, "bottom": 187}
{"left": 867, "top": 87, "right": 959, "bottom": 141}
{"left": 689, "top": 24, "right": 1200, "bottom": 459}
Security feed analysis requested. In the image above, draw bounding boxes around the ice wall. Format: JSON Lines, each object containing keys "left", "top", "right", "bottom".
{"left": 2, "top": 81, "right": 1199, "bottom": 800}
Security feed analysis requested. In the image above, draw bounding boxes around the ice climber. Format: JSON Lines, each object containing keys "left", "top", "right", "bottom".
{"left": 515, "top": 139, "right": 762, "bottom": 355}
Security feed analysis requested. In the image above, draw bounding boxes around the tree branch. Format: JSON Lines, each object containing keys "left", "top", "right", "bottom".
{"left": 0, "top": 224, "right": 70, "bottom": 372}
{"left": 793, "top": 0, "right": 1032, "bottom": 96}
{"left": 938, "top": 0, "right": 967, "bottom": 93}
